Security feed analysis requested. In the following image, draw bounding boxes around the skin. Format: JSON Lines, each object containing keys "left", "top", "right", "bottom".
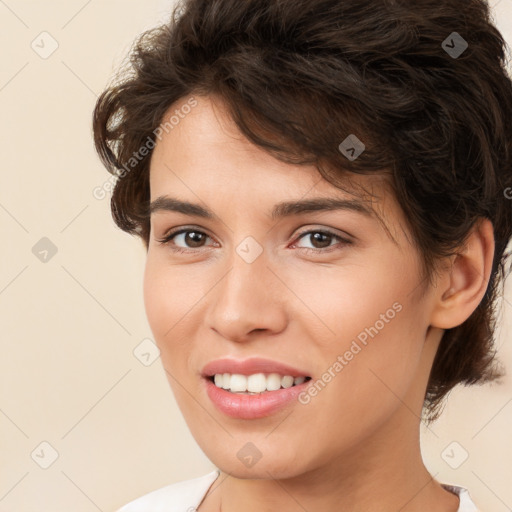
{"left": 143, "top": 94, "right": 494, "bottom": 512}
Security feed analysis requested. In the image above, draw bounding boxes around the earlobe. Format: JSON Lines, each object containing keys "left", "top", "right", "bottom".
{"left": 431, "top": 218, "right": 495, "bottom": 329}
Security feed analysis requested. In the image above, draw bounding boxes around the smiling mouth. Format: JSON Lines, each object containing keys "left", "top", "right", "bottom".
{"left": 208, "top": 373, "right": 312, "bottom": 394}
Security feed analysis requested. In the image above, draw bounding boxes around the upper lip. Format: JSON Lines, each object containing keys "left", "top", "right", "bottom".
{"left": 201, "top": 357, "right": 310, "bottom": 378}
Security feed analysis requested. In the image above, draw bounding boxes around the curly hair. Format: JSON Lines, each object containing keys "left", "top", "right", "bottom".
{"left": 92, "top": 0, "right": 512, "bottom": 421}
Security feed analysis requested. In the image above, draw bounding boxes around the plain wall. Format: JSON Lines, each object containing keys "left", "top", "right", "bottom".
{"left": 0, "top": 1, "right": 511, "bottom": 510}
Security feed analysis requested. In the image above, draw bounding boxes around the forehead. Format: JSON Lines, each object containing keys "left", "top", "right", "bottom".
{"left": 149, "top": 95, "right": 404, "bottom": 239}
{"left": 152, "top": 96, "right": 383, "bottom": 195}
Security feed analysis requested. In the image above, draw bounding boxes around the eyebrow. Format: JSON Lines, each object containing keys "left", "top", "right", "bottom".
{"left": 148, "top": 195, "right": 374, "bottom": 221}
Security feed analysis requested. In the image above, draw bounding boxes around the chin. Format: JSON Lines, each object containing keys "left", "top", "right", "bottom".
{"left": 218, "top": 459, "right": 304, "bottom": 480}
{"left": 203, "top": 440, "right": 312, "bottom": 480}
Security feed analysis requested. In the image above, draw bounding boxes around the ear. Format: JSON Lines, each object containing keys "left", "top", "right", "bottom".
{"left": 430, "top": 218, "right": 495, "bottom": 329}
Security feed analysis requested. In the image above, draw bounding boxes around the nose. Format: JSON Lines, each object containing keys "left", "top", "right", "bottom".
{"left": 204, "top": 248, "right": 288, "bottom": 343}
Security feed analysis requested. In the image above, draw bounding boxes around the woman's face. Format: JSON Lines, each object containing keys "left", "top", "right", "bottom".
{"left": 144, "top": 94, "right": 442, "bottom": 479}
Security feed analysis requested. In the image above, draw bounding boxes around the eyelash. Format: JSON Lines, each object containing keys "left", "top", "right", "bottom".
{"left": 155, "top": 227, "right": 352, "bottom": 255}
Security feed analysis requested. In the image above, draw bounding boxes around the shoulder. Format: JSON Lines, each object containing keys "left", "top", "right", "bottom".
{"left": 115, "top": 469, "right": 220, "bottom": 512}
{"left": 441, "top": 483, "right": 479, "bottom": 512}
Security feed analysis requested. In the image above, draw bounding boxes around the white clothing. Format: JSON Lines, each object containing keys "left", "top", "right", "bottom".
{"left": 116, "top": 469, "right": 479, "bottom": 511}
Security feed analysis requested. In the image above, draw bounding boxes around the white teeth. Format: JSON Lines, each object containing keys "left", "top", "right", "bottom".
{"left": 229, "top": 374, "right": 247, "bottom": 392}
{"left": 211, "top": 372, "right": 309, "bottom": 393}
{"left": 267, "top": 373, "right": 282, "bottom": 391}
{"left": 281, "top": 375, "right": 294, "bottom": 388}
{"left": 247, "top": 373, "right": 267, "bottom": 393}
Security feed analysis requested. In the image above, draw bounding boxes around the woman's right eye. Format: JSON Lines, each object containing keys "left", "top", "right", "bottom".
{"left": 156, "top": 228, "right": 214, "bottom": 253}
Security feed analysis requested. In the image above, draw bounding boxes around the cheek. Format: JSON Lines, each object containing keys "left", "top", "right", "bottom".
{"left": 142, "top": 254, "right": 200, "bottom": 388}
{"left": 312, "top": 304, "right": 426, "bottom": 437}
{"left": 143, "top": 259, "right": 170, "bottom": 341}
{"left": 143, "top": 257, "right": 202, "bottom": 404}
{"left": 143, "top": 252, "right": 205, "bottom": 342}
{"left": 280, "top": 259, "right": 411, "bottom": 348}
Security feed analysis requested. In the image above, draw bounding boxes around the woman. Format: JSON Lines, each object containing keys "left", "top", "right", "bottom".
{"left": 93, "top": 0, "right": 512, "bottom": 510}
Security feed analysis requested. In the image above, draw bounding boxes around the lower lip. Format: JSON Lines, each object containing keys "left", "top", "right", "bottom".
{"left": 204, "top": 378, "right": 310, "bottom": 419}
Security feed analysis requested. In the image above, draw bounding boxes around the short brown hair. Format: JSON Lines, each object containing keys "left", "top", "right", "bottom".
{"left": 93, "top": 0, "right": 512, "bottom": 421}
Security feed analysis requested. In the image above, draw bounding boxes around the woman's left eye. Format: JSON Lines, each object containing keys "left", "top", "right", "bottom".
{"left": 293, "top": 230, "right": 351, "bottom": 253}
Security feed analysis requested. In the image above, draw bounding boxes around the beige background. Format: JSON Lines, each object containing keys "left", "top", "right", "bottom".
{"left": 0, "top": 0, "right": 511, "bottom": 510}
